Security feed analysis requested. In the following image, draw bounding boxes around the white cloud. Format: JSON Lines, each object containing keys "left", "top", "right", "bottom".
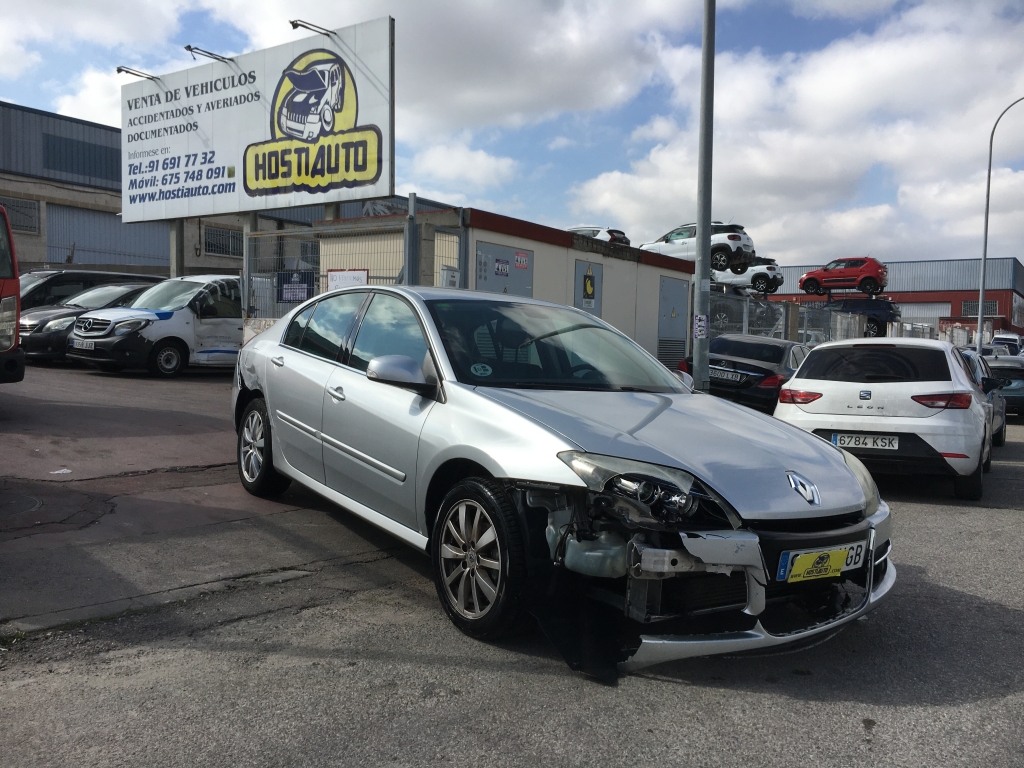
{"left": 411, "top": 142, "right": 517, "bottom": 188}
{"left": 630, "top": 115, "right": 679, "bottom": 143}
{"left": 53, "top": 69, "right": 125, "bottom": 126}
{"left": 788, "top": 0, "right": 901, "bottom": 20}
{"left": 548, "top": 136, "right": 576, "bottom": 150}
{"left": 572, "top": 1, "right": 1024, "bottom": 264}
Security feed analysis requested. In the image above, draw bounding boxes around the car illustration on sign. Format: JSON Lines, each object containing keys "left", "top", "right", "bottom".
{"left": 277, "top": 62, "right": 345, "bottom": 141}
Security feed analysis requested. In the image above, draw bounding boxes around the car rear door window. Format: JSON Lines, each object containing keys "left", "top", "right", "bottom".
{"left": 708, "top": 336, "right": 785, "bottom": 364}
{"left": 798, "top": 346, "right": 951, "bottom": 382}
{"left": 282, "top": 304, "right": 315, "bottom": 348}
{"left": 349, "top": 293, "right": 429, "bottom": 373}
{"left": 299, "top": 292, "right": 365, "bottom": 361}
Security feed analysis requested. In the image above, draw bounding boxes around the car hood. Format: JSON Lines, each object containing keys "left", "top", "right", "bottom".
{"left": 20, "top": 306, "right": 83, "bottom": 323}
{"left": 77, "top": 307, "right": 176, "bottom": 323}
{"left": 477, "top": 388, "right": 866, "bottom": 520}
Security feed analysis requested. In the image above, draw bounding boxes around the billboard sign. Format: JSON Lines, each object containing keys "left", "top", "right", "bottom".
{"left": 121, "top": 17, "right": 394, "bottom": 222}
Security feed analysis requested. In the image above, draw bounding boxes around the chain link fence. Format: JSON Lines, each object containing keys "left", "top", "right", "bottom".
{"left": 709, "top": 291, "right": 866, "bottom": 345}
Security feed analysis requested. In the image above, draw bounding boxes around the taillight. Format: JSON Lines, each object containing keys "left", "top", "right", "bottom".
{"left": 779, "top": 389, "right": 822, "bottom": 404}
{"left": 912, "top": 393, "right": 972, "bottom": 409}
{"left": 727, "top": 234, "right": 741, "bottom": 241}
{"left": 758, "top": 374, "right": 785, "bottom": 389}
{"left": 677, "top": 359, "right": 689, "bottom": 374}
{"left": 0, "top": 295, "right": 16, "bottom": 352}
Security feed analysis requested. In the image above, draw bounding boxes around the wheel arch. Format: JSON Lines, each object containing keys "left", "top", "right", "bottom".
{"left": 151, "top": 335, "right": 192, "bottom": 361}
{"left": 234, "top": 382, "right": 264, "bottom": 432}
{"left": 423, "top": 458, "right": 494, "bottom": 543}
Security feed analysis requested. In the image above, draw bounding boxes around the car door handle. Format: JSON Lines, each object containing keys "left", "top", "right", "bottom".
{"left": 327, "top": 386, "right": 345, "bottom": 401}
{"left": 271, "top": 356, "right": 284, "bottom": 367}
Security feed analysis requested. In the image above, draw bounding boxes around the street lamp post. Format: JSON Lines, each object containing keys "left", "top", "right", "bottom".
{"left": 976, "top": 95, "right": 1024, "bottom": 355}
{"left": 692, "top": 0, "right": 716, "bottom": 392}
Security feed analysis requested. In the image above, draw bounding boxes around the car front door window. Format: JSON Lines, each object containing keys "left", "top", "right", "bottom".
{"left": 349, "top": 293, "right": 429, "bottom": 373}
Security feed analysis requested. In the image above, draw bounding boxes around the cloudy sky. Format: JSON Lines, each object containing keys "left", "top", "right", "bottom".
{"left": 1, "top": 0, "right": 1023, "bottom": 266}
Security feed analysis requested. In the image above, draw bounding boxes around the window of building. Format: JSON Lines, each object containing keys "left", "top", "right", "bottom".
{"left": 962, "top": 300, "right": 998, "bottom": 317}
{"left": 0, "top": 196, "right": 40, "bottom": 234}
{"left": 204, "top": 226, "right": 243, "bottom": 258}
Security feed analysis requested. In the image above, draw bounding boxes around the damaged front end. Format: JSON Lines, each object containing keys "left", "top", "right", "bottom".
{"left": 508, "top": 451, "right": 895, "bottom": 678}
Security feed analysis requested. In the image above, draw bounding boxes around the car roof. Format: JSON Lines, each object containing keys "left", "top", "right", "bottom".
{"left": 164, "top": 274, "right": 240, "bottom": 283}
{"left": 813, "top": 337, "right": 951, "bottom": 351}
{"left": 569, "top": 225, "right": 604, "bottom": 230}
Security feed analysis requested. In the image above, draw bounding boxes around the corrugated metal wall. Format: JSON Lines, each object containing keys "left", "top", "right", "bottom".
{"left": 46, "top": 205, "right": 169, "bottom": 266}
{"left": 0, "top": 102, "right": 120, "bottom": 191}
{"left": 777, "top": 258, "right": 1022, "bottom": 294}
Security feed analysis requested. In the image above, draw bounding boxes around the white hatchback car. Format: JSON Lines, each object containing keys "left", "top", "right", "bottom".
{"left": 774, "top": 338, "right": 998, "bottom": 500}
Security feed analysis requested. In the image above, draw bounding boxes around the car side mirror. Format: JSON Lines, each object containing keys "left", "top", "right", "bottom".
{"left": 674, "top": 370, "right": 694, "bottom": 390}
{"left": 981, "top": 376, "right": 1003, "bottom": 394}
{"left": 367, "top": 355, "right": 436, "bottom": 396}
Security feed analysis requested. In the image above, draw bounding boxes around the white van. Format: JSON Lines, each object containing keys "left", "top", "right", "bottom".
{"left": 66, "top": 275, "right": 243, "bottom": 377}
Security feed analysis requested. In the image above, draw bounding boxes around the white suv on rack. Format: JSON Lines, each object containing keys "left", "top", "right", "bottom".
{"left": 713, "top": 256, "right": 783, "bottom": 293}
{"left": 639, "top": 222, "right": 755, "bottom": 273}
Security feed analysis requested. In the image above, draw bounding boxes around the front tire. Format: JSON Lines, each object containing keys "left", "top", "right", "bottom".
{"left": 730, "top": 262, "right": 748, "bottom": 275}
{"left": 237, "top": 398, "right": 291, "bottom": 497}
{"left": 864, "top": 318, "right": 882, "bottom": 337}
{"left": 803, "top": 279, "right": 820, "bottom": 295}
{"left": 148, "top": 340, "right": 187, "bottom": 378}
{"left": 431, "top": 478, "right": 526, "bottom": 640}
{"left": 953, "top": 449, "right": 984, "bottom": 500}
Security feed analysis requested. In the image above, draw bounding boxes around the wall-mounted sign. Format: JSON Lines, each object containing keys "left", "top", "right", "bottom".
{"left": 277, "top": 271, "right": 316, "bottom": 303}
{"left": 574, "top": 260, "right": 603, "bottom": 316}
{"left": 121, "top": 17, "right": 394, "bottom": 222}
{"left": 327, "top": 268, "right": 368, "bottom": 291}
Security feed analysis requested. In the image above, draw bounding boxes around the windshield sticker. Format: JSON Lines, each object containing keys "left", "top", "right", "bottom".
{"left": 470, "top": 363, "right": 492, "bottom": 377}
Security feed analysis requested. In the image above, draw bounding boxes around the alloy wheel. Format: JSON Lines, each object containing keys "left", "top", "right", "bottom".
{"left": 711, "top": 252, "right": 729, "bottom": 272}
{"left": 439, "top": 500, "right": 502, "bottom": 619}
{"left": 240, "top": 410, "right": 265, "bottom": 483}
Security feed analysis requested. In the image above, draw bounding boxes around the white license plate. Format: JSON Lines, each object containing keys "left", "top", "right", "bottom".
{"left": 777, "top": 540, "right": 868, "bottom": 582}
{"left": 832, "top": 433, "right": 898, "bottom": 450}
{"left": 73, "top": 339, "right": 95, "bottom": 350}
{"left": 709, "top": 368, "right": 741, "bottom": 382}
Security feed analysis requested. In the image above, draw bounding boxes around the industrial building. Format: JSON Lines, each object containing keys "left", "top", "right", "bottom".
{"left": 0, "top": 101, "right": 312, "bottom": 277}
{"left": 775, "top": 257, "right": 1024, "bottom": 337}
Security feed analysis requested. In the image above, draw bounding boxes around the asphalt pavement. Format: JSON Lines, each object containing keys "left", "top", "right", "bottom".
{"left": 2, "top": 363, "right": 1023, "bottom": 767}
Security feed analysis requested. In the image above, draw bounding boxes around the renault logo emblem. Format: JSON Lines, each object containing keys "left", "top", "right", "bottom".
{"left": 787, "top": 471, "right": 821, "bottom": 506}
{"left": 860, "top": 390, "right": 872, "bottom": 400}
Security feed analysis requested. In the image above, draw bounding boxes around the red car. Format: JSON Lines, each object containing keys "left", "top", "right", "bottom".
{"left": 799, "top": 256, "right": 887, "bottom": 295}
{"left": 0, "top": 204, "right": 25, "bottom": 384}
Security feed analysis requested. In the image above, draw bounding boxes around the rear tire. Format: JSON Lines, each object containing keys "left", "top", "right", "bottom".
{"left": 431, "top": 478, "right": 527, "bottom": 640}
{"left": 983, "top": 438, "right": 992, "bottom": 473}
{"left": 710, "top": 250, "right": 731, "bottom": 272}
{"left": 953, "top": 450, "right": 984, "bottom": 500}
{"left": 803, "top": 279, "right": 820, "bottom": 295}
{"left": 751, "top": 275, "right": 769, "bottom": 293}
{"left": 859, "top": 277, "right": 880, "bottom": 294}
{"left": 994, "top": 424, "right": 1006, "bottom": 447}
{"left": 864, "top": 318, "right": 882, "bottom": 337}
{"left": 148, "top": 339, "right": 187, "bottom": 378}
{"left": 730, "top": 262, "right": 748, "bottom": 275}
{"left": 237, "top": 398, "right": 292, "bottom": 498}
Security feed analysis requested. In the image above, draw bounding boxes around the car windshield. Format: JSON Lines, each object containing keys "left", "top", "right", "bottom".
{"left": 129, "top": 280, "right": 203, "bottom": 311}
{"left": 60, "top": 284, "right": 139, "bottom": 309}
{"left": 709, "top": 337, "right": 786, "bottom": 364}
{"left": 427, "top": 299, "right": 685, "bottom": 393}
{"left": 19, "top": 273, "right": 49, "bottom": 294}
{"left": 798, "top": 346, "right": 951, "bottom": 383}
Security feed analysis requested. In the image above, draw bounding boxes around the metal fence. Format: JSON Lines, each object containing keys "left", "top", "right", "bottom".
{"left": 244, "top": 223, "right": 463, "bottom": 322}
{"left": 888, "top": 322, "right": 938, "bottom": 339}
{"left": 709, "top": 291, "right": 866, "bottom": 345}
{"left": 45, "top": 244, "right": 169, "bottom": 266}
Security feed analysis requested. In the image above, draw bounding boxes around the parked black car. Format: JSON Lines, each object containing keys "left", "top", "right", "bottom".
{"left": 19, "top": 270, "right": 162, "bottom": 312}
{"left": 684, "top": 334, "right": 810, "bottom": 413}
{"left": 19, "top": 283, "right": 156, "bottom": 361}
{"left": 987, "top": 357, "right": 1024, "bottom": 417}
{"left": 826, "top": 296, "right": 901, "bottom": 337}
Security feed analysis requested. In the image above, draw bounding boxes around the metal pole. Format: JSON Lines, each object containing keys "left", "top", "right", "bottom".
{"left": 403, "top": 192, "right": 418, "bottom": 286}
{"left": 977, "top": 95, "right": 1024, "bottom": 355}
{"left": 692, "top": 0, "right": 716, "bottom": 392}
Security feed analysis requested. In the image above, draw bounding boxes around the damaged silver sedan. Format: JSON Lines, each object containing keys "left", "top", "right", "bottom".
{"left": 232, "top": 286, "right": 894, "bottom": 676}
